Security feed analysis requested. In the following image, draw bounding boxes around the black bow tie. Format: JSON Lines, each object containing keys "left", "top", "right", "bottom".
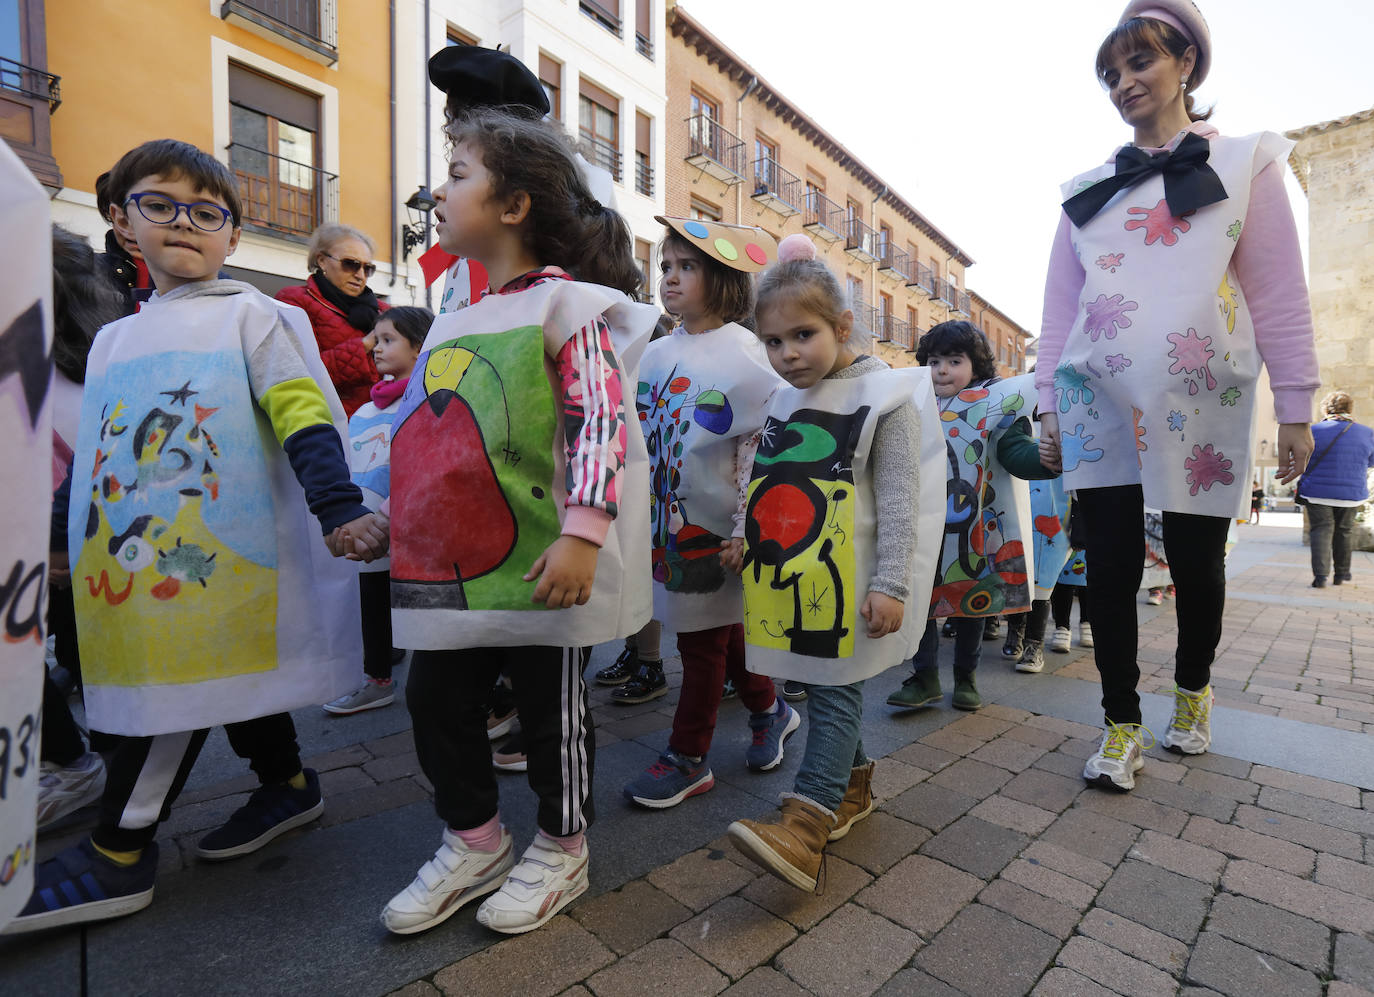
{"left": 1062, "top": 131, "right": 1229, "bottom": 228}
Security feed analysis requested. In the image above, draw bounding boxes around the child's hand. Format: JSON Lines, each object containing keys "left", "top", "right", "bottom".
{"left": 330, "top": 513, "right": 389, "bottom": 561}
{"left": 1038, "top": 412, "right": 1062, "bottom": 474}
{"left": 860, "top": 591, "right": 904, "bottom": 638}
{"left": 525, "top": 535, "right": 600, "bottom": 608}
{"left": 47, "top": 549, "right": 71, "bottom": 588}
{"left": 720, "top": 537, "right": 745, "bottom": 575}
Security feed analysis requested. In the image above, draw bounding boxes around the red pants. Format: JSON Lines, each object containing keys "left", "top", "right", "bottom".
{"left": 669, "top": 623, "right": 776, "bottom": 758}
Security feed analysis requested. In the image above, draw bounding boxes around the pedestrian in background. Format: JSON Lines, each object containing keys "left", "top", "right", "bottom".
{"left": 1299, "top": 391, "right": 1374, "bottom": 588}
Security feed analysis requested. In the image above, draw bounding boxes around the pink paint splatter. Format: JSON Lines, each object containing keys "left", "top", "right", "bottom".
{"left": 1096, "top": 252, "right": 1125, "bottom": 273}
{"left": 1124, "top": 199, "right": 1191, "bottom": 247}
{"left": 1184, "top": 443, "right": 1235, "bottom": 495}
{"left": 1167, "top": 327, "right": 1218, "bottom": 392}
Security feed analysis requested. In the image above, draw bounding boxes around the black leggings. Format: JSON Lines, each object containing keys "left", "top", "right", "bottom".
{"left": 1076, "top": 485, "right": 1229, "bottom": 725}
{"left": 1050, "top": 585, "right": 1090, "bottom": 629}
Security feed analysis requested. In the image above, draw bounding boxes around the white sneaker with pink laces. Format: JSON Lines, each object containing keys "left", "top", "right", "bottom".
{"left": 476, "top": 834, "right": 589, "bottom": 934}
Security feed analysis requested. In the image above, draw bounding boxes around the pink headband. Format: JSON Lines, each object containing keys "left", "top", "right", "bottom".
{"left": 1131, "top": 7, "right": 1194, "bottom": 46}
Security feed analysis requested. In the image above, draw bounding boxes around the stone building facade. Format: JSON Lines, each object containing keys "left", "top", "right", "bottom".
{"left": 664, "top": 4, "right": 1029, "bottom": 375}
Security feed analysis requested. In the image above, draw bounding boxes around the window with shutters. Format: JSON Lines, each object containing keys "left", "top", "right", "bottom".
{"left": 538, "top": 53, "right": 561, "bottom": 119}
{"left": 579, "top": 79, "right": 620, "bottom": 182}
{"left": 634, "top": 110, "right": 652, "bottom": 197}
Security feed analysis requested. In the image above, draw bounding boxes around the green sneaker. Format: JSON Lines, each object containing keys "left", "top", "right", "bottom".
{"left": 952, "top": 674, "right": 982, "bottom": 711}
{"left": 887, "top": 669, "right": 942, "bottom": 709}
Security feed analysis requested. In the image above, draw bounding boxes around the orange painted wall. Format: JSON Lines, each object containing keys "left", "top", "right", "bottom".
{"left": 46, "top": 0, "right": 394, "bottom": 261}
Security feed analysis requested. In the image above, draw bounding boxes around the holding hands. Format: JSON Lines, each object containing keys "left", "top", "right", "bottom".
{"left": 720, "top": 537, "right": 746, "bottom": 575}
{"left": 328, "top": 510, "right": 390, "bottom": 562}
{"left": 1038, "top": 412, "right": 1062, "bottom": 474}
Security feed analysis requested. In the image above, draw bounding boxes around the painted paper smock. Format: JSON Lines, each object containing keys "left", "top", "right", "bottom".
{"left": 742, "top": 366, "right": 943, "bottom": 684}
{"left": 388, "top": 278, "right": 655, "bottom": 649}
{"left": 1053, "top": 132, "right": 1292, "bottom": 519}
{"left": 1028, "top": 472, "right": 1073, "bottom": 601}
{"left": 347, "top": 392, "right": 402, "bottom": 573}
{"left": 930, "top": 373, "right": 1037, "bottom": 619}
{"left": 637, "top": 323, "right": 779, "bottom": 632}
{"left": 69, "top": 282, "right": 360, "bottom": 737}
{"left": 0, "top": 141, "right": 50, "bottom": 925}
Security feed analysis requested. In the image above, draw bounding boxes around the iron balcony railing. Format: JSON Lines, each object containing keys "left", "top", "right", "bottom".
{"left": 877, "top": 241, "right": 910, "bottom": 282}
{"left": 751, "top": 156, "right": 802, "bottom": 217}
{"left": 0, "top": 56, "right": 61, "bottom": 111}
{"left": 636, "top": 31, "right": 653, "bottom": 58}
{"left": 802, "top": 189, "right": 843, "bottom": 242}
{"left": 580, "top": 0, "right": 622, "bottom": 37}
{"left": 928, "top": 276, "right": 952, "bottom": 305}
{"left": 844, "top": 216, "right": 879, "bottom": 264}
{"left": 907, "top": 261, "right": 935, "bottom": 295}
{"left": 877, "top": 314, "right": 915, "bottom": 350}
{"left": 852, "top": 301, "right": 878, "bottom": 335}
{"left": 221, "top": 0, "right": 337, "bottom": 51}
{"left": 227, "top": 142, "right": 337, "bottom": 237}
{"left": 580, "top": 134, "right": 623, "bottom": 183}
{"left": 635, "top": 156, "right": 654, "bottom": 197}
{"left": 684, "top": 114, "right": 745, "bottom": 183}
{"left": 956, "top": 291, "right": 972, "bottom": 316}
{"left": 940, "top": 280, "right": 961, "bottom": 309}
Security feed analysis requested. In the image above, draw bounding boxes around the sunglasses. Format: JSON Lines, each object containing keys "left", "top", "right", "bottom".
{"left": 324, "top": 254, "right": 377, "bottom": 278}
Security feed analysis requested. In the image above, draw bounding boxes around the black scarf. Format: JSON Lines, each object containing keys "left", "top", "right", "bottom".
{"left": 1062, "top": 131, "right": 1228, "bottom": 228}
{"left": 312, "top": 271, "right": 381, "bottom": 333}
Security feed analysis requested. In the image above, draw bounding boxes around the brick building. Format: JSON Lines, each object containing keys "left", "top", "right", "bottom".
{"left": 663, "top": 4, "right": 1029, "bottom": 374}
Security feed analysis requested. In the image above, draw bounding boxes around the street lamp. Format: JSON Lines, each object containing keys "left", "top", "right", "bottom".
{"left": 401, "top": 186, "right": 437, "bottom": 260}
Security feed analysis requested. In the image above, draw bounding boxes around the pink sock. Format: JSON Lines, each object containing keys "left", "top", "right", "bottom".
{"left": 539, "top": 829, "right": 585, "bottom": 855}
{"left": 453, "top": 814, "right": 503, "bottom": 852}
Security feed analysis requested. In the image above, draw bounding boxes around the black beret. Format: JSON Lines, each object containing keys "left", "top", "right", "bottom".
{"left": 427, "top": 45, "right": 551, "bottom": 115}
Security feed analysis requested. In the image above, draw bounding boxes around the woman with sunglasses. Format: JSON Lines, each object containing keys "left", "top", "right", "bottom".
{"left": 277, "top": 222, "right": 388, "bottom": 416}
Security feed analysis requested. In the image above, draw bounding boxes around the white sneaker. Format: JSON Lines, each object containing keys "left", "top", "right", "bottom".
{"left": 476, "top": 834, "right": 589, "bottom": 934}
{"left": 37, "top": 752, "right": 106, "bottom": 831}
{"left": 1015, "top": 641, "right": 1045, "bottom": 674}
{"left": 1161, "top": 685, "right": 1213, "bottom": 755}
{"left": 1049, "top": 626, "right": 1072, "bottom": 653}
{"left": 381, "top": 826, "right": 515, "bottom": 934}
{"left": 1078, "top": 622, "right": 1094, "bottom": 649}
{"left": 323, "top": 679, "right": 395, "bottom": 715}
{"left": 1083, "top": 722, "right": 1154, "bottom": 791}
{"left": 1146, "top": 589, "right": 1164, "bottom": 606}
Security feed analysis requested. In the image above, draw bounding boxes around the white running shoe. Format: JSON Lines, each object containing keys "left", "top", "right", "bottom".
{"left": 37, "top": 752, "right": 106, "bottom": 831}
{"left": 1146, "top": 589, "right": 1164, "bottom": 606}
{"left": 381, "top": 826, "right": 515, "bottom": 935}
{"left": 1161, "top": 685, "right": 1213, "bottom": 755}
{"left": 1082, "top": 722, "right": 1154, "bottom": 792}
{"left": 1079, "top": 622, "right": 1094, "bottom": 649}
{"left": 476, "top": 834, "right": 589, "bottom": 934}
{"left": 1049, "top": 626, "right": 1072, "bottom": 653}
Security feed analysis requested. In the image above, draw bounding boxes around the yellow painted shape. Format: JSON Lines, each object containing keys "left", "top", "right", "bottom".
{"left": 1217, "top": 272, "right": 1239, "bottom": 334}
{"left": 424, "top": 344, "right": 477, "bottom": 394}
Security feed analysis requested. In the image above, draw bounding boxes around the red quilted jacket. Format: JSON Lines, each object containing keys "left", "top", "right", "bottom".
{"left": 275, "top": 275, "right": 387, "bottom": 416}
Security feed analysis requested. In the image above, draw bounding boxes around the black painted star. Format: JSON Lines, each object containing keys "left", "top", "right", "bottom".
{"left": 160, "top": 380, "right": 199, "bottom": 406}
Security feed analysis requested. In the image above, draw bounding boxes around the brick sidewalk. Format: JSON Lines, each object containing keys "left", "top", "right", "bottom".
{"left": 390, "top": 707, "right": 1374, "bottom": 997}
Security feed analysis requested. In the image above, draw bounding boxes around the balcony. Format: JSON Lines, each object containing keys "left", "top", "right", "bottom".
{"left": 684, "top": 114, "right": 745, "bottom": 185}
{"left": 636, "top": 31, "right": 653, "bottom": 59}
{"left": 802, "top": 189, "right": 843, "bottom": 243}
{"left": 844, "top": 217, "right": 879, "bottom": 265}
{"left": 0, "top": 57, "right": 61, "bottom": 111}
{"left": 0, "top": 56, "right": 63, "bottom": 187}
{"left": 221, "top": 0, "right": 338, "bottom": 65}
{"left": 876, "top": 314, "right": 915, "bottom": 351}
{"left": 581, "top": 134, "right": 623, "bottom": 183}
{"left": 635, "top": 156, "right": 654, "bottom": 198}
{"left": 928, "top": 276, "right": 951, "bottom": 305}
{"left": 852, "top": 301, "right": 879, "bottom": 335}
{"left": 906, "top": 261, "right": 935, "bottom": 295}
{"left": 751, "top": 157, "right": 801, "bottom": 218}
{"left": 956, "top": 291, "right": 972, "bottom": 316}
{"left": 940, "top": 280, "right": 961, "bottom": 310}
{"left": 877, "top": 241, "right": 910, "bottom": 282}
{"left": 580, "top": 0, "right": 622, "bottom": 37}
{"left": 228, "top": 142, "right": 337, "bottom": 239}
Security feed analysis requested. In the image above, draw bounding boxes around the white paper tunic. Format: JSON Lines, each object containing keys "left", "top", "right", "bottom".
{"left": 1054, "top": 132, "right": 1292, "bottom": 519}
{"left": 69, "top": 283, "right": 360, "bottom": 737}
{"left": 637, "top": 324, "right": 780, "bottom": 633}
{"left": 389, "top": 278, "right": 656, "bottom": 649}
{"left": 0, "top": 142, "right": 50, "bottom": 927}
{"left": 742, "top": 366, "right": 944, "bottom": 684}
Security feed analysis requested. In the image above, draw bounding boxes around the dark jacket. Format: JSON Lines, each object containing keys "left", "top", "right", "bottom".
{"left": 1301, "top": 418, "right": 1374, "bottom": 503}
{"left": 275, "top": 275, "right": 386, "bottom": 417}
{"left": 94, "top": 230, "right": 143, "bottom": 316}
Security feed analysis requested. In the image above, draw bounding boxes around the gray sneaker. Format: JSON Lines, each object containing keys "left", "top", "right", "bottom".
{"left": 323, "top": 679, "right": 396, "bottom": 715}
{"left": 1015, "top": 641, "right": 1045, "bottom": 674}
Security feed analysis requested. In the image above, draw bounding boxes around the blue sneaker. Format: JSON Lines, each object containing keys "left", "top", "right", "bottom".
{"left": 3, "top": 839, "right": 158, "bottom": 934}
{"left": 746, "top": 701, "right": 801, "bottom": 771}
{"left": 195, "top": 768, "right": 324, "bottom": 860}
{"left": 623, "top": 750, "right": 714, "bottom": 809}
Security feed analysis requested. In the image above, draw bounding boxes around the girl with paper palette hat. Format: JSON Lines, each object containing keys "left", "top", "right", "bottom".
{"left": 621, "top": 217, "right": 803, "bottom": 810}
{"left": 1036, "top": 0, "right": 1319, "bottom": 791}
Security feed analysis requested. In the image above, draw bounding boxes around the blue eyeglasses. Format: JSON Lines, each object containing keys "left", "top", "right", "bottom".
{"left": 125, "top": 192, "right": 234, "bottom": 232}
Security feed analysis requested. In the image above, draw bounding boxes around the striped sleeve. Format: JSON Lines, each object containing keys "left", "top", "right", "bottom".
{"left": 553, "top": 314, "right": 627, "bottom": 546}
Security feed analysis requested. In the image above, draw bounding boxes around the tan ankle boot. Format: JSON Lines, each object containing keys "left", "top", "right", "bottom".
{"left": 728, "top": 795, "right": 835, "bottom": 893}
{"left": 828, "top": 761, "right": 875, "bottom": 841}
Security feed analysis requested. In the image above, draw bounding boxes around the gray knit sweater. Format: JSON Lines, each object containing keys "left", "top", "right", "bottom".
{"left": 827, "top": 355, "right": 919, "bottom": 601}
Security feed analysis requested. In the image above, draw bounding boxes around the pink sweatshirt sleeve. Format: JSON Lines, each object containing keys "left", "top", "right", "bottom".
{"left": 1232, "top": 161, "right": 1320, "bottom": 425}
{"left": 1035, "top": 212, "right": 1086, "bottom": 414}
{"left": 554, "top": 314, "right": 627, "bottom": 547}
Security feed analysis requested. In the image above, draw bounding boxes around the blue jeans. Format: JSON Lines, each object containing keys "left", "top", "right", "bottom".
{"left": 793, "top": 681, "right": 867, "bottom": 812}
{"left": 911, "top": 617, "right": 982, "bottom": 678}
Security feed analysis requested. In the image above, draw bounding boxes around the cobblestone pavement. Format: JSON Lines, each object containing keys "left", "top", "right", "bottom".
{"left": 3, "top": 517, "right": 1372, "bottom": 996}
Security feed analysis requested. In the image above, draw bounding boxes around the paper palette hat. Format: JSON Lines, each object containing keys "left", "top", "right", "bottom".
{"left": 655, "top": 216, "right": 777, "bottom": 274}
